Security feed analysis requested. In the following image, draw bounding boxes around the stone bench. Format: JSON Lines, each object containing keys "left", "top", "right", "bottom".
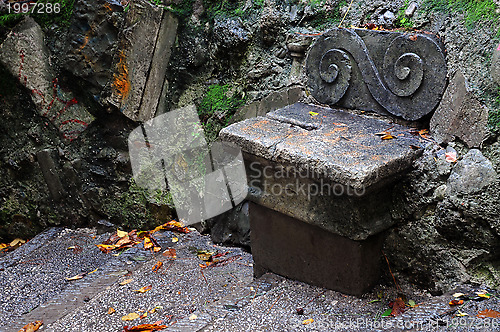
{"left": 220, "top": 27, "right": 447, "bottom": 295}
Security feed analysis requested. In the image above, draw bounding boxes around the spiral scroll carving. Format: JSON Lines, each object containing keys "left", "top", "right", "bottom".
{"left": 305, "top": 28, "right": 447, "bottom": 121}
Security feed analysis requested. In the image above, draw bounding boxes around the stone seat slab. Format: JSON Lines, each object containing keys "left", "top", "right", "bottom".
{"left": 220, "top": 103, "right": 423, "bottom": 191}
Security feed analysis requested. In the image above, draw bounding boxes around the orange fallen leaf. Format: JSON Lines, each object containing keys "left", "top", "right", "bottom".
{"left": 122, "top": 312, "right": 140, "bottom": 321}
{"left": 96, "top": 244, "right": 116, "bottom": 253}
{"left": 449, "top": 299, "right": 464, "bottom": 306}
{"left": 152, "top": 220, "right": 191, "bottom": 234}
{"left": 152, "top": 261, "right": 163, "bottom": 273}
{"left": 18, "top": 320, "right": 42, "bottom": 332}
{"left": 172, "top": 237, "right": 179, "bottom": 243}
{"left": 139, "top": 311, "right": 147, "bottom": 319}
{"left": 134, "top": 285, "right": 152, "bottom": 293}
{"left": 477, "top": 309, "right": 500, "bottom": 318}
{"left": 382, "top": 134, "right": 395, "bottom": 140}
{"left": 144, "top": 237, "right": 154, "bottom": 250}
{"left": 123, "top": 323, "right": 167, "bottom": 331}
{"left": 163, "top": 248, "right": 176, "bottom": 259}
{"left": 108, "top": 307, "right": 116, "bottom": 315}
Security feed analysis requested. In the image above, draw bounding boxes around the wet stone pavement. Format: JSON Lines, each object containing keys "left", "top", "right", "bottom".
{"left": 0, "top": 227, "right": 498, "bottom": 331}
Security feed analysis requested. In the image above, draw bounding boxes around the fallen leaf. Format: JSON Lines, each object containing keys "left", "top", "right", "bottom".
{"left": 381, "top": 308, "right": 392, "bottom": 317}
{"left": 189, "top": 314, "right": 197, "bottom": 320}
{"left": 117, "top": 229, "right": 128, "bottom": 238}
{"left": 456, "top": 310, "right": 468, "bottom": 317}
{"left": 96, "top": 244, "right": 116, "bottom": 254}
{"left": 152, "top": 220, "right": 191, "bottom": 234}
{"left": 163, "top": 248, "right": 176, "bottom": 259}
{"left": 122, "top": 312, "right": 140, "bottom": 321}
{"left": 476, "top": 292, "right": 491, "bottom": 299}
{"left": 18, "top": 320, "right": 42, "bottom": 332}
{"left": 309, "top": 111, "right": 319, "bottom": 116}
{"left": 408, "top": 300, "right": 416, "bottom": 308}
{"left": 477, "top": 309, "right": 500, "bottom": 318}
{"left": 123, "top": 323, "right": 167, "bottom": 332}
{"left": 418, "top": 129, "right": 430, "bottom": 139}
{"left": 445, "top": 151, "right": 457, "bottom": 163}
{"left": 67, "top": 246, "right": 76, "bottom": 250}
{"left": 197, "top": 250, "right": 215, "bottom": 262}
{"left": 143, "top": 237, "right": 153, "bottom": 249}
{"left": 134, "top": 285, "right": 152, "bottom": 293}
{"left": 389, "top": 297, "right": 406, "bottom": 316}
{"left": 302, "top": 318, "right": 314, "bottom": 325}
{"left": 108, "top": 307, "right": 116, "bottom": 315}
{"left": 10, "top": 238, "right": 26, "bottom": 247}
{"left": 66, "top": 273, "right": 86, "bottom": 281}
{"left": 172, "top": 237, "right": 179, "bottom": 243}
{"left": 152, "top": 261, "right": 163, "bottom": 273}
{"left": 449, "top": 299, "right": 464, "bottom": 306}
{"left": 382, "top": 134, "right": 395, "bottom": 140}
{"left": 453, "top": 292, "right": 465, "bottom": 298}
{"left": 120, "top": 279, "right": 133, "bottom": 286}
{"left": 139, "top": 312, "right": 147, "bottom": 319}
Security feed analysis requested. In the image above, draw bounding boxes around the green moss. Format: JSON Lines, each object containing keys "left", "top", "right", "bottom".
{"left": 167, "top": 0, "right": 196, "bottom": 19}
{"left": 422, "top": 0, "right": 500, "bottom": 35}
{"left": 394, "top": 1, "right": 414, "bottom": 29}
{"left": 308, "top": 0, "right": 346, "bottom": 30}
{"left": 198, "top": 84, "right": 246, "bottom": 141}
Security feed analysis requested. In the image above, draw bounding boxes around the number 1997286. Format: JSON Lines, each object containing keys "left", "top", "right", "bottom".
{"left": 6, "top": 1, "right": 61, "bottom": 14}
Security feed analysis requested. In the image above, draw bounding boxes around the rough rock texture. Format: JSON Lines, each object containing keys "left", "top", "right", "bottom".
{"left": 430, "top": 71, "right": 489, "bottom": 148}
{"left": 492, "top": 42, "right": 500, "bottom": 86}
{"left": 0, "top": 17, "right": 95, "bottom": 141}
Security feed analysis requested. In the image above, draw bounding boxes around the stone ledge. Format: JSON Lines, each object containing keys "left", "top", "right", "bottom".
{"left": 220, "top": 103, "right": 424, "bottom": 191}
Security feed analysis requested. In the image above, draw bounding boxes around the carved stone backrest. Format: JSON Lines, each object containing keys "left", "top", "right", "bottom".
{"left": 305, "top": 28, "right": 447, "bottom": 121}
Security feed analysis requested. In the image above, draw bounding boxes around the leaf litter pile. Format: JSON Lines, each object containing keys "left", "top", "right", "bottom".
{"left": 96, "top": 221, "right": 190, "bottom": 255}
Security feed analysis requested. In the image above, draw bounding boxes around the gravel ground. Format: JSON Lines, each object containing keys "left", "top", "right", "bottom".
{"left": 0, "top": 227, "right": 499, "bottom": 332}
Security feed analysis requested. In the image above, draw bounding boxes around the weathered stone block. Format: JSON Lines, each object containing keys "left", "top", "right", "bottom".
{"left": 306, "top": 28, "right": 447, "bottom": 121}
{"left": 250, "top": 202, "right": 384, "bottom": 296}
{"left": 106, "top": 1, "right": 178, "bottom": 122}
{"left": 220, "top": 103, "right": 423, "bottom": 240}
{"left": 430, "top": 71, "right": 489, "bottom": 148}
{"left": 0, "top": 17, "right": 94, "bottom": 141}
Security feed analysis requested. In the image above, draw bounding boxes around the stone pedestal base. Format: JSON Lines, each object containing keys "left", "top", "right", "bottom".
{"left": 250, "top": 202, "right": 384, "bottom": 296}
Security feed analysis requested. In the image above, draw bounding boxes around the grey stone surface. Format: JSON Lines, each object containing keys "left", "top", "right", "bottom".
{"left": 306, "top": 28, "right": 447, "bottom": 121}
{"left": 447, "top": 149, "right": 497, "bottom": 196}
{"left": 430, "top": 71, "right": 489, "bottom": 148}
{"left": 492, "top": 42, "right": 500, "bottom": 86}
{"left": 221, "top": 103, "right": 423, "bottom": 190}
{"left": 0, "top": 17, "right": 95, "bottom": 141}
{"left": 107, "top": 0, "right": 178, "bottom": 122}
{"left": 405, "top": 2, "right": 417, "bottom": 17}
{"left": 36, "top": 149, "right": 65, "bottom": 201}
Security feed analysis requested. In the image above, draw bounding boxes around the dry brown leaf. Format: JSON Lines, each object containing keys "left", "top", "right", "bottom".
{"left": 18, "top": 320, "right": 42, "bottom": 332}
{"left": 123, "top": 323, "right": 167, "bottom": 332}
{"left": 382, "top": 134, "right": 395, "bottom": 140}
{"left": 163, "top": 248, "right": 176, "bottom": 259}
{"left": 66, "top": 273, "right": 85, "bottom": 281}
{"left": 120, "top": 279, "right": 133, "bottom": 286}
{"left": 477, "top": 309, "right": 500, "bottom": 318}
{"left": 117, "top": 229, "right": 128, "bottom": 238}
{"left": 122, "top": 312, "right": 140, "bottom": 321}
{"left": 152, "top": 220, "right": 191, "bottom": 234}
{"left": 152, "top": 261, "right": 163, "bottom": 273}
{"left": 390, "top": 298, "right": 406, "bottom": 316}
{"left": 108, "top": 307, "right": 116, "bottom": 315}
{"left": 134, "top": 285, "right": 152, "bottom": 293}
{"left": 449, "top": 299, "right": 464, "bottom": 306}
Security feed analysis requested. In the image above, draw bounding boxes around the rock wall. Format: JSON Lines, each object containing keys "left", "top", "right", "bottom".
{"left": 1, "top": 0, "right": 500, "bottom": 293}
